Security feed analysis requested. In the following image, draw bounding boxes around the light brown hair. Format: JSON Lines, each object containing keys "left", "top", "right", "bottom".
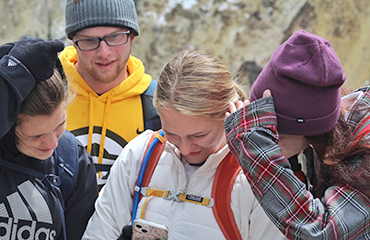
{"left": 154, "top": 49, "right": 246, "bottom": 120}
{"left": 18, "top": 67, "right": 70, "bottom": 119}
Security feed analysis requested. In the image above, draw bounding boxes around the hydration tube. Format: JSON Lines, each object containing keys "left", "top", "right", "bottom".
{"left": 131, "top": 130, "right": 164, "bottom": 224}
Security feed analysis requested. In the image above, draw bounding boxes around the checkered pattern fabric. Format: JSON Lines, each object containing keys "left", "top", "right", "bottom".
{"left": 225, "top": 89, "right": 370, "bottom": 239}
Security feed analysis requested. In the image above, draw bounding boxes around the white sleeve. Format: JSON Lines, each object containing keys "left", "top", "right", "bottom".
{"left": 82, "top": 130, "right": 153, "bottom": 240}
{"left": 233, "top": 172, "right": 288, "bottom": 240}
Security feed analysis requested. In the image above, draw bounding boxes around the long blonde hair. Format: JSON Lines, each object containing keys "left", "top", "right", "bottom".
{"left": 154, "top": 49, "right": 246, "bottom": 120}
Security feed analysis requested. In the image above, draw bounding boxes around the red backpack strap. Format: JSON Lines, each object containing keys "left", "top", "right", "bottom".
{"left": 133, "top": 130, "right": 166, "bottom": 202}
{"left": 212, "top": 152, "right": 243, "bottom": 240}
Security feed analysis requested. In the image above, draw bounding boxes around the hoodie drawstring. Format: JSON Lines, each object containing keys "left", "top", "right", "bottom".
{"left": 98, "top": 92, "right": 113, "bottom": 178}
{"left": 87, "top": 94, "right": 94, "bottom": 154}
{"left": 87, "top": 92, "right": 113, "bottom": 179}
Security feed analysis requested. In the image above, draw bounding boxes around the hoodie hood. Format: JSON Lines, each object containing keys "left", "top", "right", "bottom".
{"left": 59, "top": 46, "right": 151, "bottom": 101}
{"left": 59, "top": 46, "right": 153, "bottom": 185}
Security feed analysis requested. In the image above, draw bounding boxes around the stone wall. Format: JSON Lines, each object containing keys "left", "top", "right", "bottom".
{"left": 1, "top": 0, "right": 369, "bottom": 93}
{"left": 0, "top": 0, "right": 65, "bottom": 41}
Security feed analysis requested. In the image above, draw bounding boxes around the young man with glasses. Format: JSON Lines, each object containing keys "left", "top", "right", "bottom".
{"left": 59, "top": 0, "right": 161, "bottom": 189}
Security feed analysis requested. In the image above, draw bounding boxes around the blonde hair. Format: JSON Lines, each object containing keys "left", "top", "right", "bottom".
{"left": 154, "top": 49, "right": 246, "bottom": 120}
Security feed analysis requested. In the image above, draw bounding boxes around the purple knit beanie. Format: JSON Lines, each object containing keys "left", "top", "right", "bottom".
{"left": 250, "top": 30, "right": 346, "bottom": 136}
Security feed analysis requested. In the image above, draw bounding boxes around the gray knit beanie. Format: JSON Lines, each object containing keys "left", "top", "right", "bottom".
{"left": 65, "top": 0, "right": 140, "bottom": 39}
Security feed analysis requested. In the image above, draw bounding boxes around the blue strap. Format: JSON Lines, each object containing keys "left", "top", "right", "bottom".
{"left": 54, "top": 130, "right": 78, "bottom": 201}
{"left": 131, "top": 130, "right": 164, "bottom": 224}
{"left": 0, "top": 158, "right": 45, "bottom": 179}
{"left": 141, "top": 79, "right": 161, "bottom": 131}
{"left": 142, "top": 79, "right": 157, "bottom": 96}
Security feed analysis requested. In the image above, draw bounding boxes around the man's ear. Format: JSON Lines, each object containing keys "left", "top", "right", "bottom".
{"left": 71, "top": 40, "right": 77, "bottom": 49}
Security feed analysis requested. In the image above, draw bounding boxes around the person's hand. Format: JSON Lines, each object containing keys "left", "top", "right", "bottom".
{"left": 262, "top": 89, "right": 272, "bottom": 98}
{"left": 225, "top": 90, "right": 272, "bottom": 117}
{"left": 8, "top": 37, "right": 64, "bottom": 82}
{"left": 226, "top": 99, "right": 250, "bottom": 117}
{"left": 117, "top": 225, "right": 132, "bottom": 240}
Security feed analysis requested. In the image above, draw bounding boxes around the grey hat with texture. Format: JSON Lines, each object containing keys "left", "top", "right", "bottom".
{"left": 65, "top": 0, "right": 140, "bottom": 39}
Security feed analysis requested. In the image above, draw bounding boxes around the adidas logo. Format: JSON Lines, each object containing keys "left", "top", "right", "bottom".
{"left": 0, "top": 180, "right": 57, "bottom": 239}
{"left": 7, "top": 59, "right": 17, "bottom": 67}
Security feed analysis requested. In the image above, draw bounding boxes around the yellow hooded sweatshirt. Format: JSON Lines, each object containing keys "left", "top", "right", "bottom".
{"left": 60, "top": 46, "right": 152, "bottom": 186}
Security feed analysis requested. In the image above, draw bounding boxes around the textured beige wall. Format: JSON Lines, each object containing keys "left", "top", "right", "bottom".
{"left": 287, "top": 0, "right": 370, "bottom": 91}
{"left": 0, "top": 0, "right": 65, "bottom": 42}
{"left": 1, "top": 0, "right": 369, "bottom": 91}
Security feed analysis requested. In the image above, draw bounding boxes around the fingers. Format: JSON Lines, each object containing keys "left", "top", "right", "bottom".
{"left": 263, "top": 89, "right": 272, "bottom": 97}
{"left": 235, "top": 100, "right": 244, "bottom": 110}
{"left": 225, "top": 100, "right": 250, "bottom": 117}
{"left": 226, "top": 91, "right": 271, "bottom": 118}
{"left": 225, "top": 102, "right": 237, "bottom": 117}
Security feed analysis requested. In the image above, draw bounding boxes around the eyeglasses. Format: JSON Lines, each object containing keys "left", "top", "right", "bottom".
{"left": 73, "top": 30, "right": 131, "bottom": 51}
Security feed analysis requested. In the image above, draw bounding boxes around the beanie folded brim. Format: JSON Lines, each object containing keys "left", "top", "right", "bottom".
{"left": 275, "top": 96, "right": 341, "bottom": 136}
{"left": 65, "top": 0, "right": 140, "bottom": 39}
{"left": 250, "top": 30, "right": 346, "bottom": 136}
{"left": 66, "top": 22, "right": 139, "bottom": 40}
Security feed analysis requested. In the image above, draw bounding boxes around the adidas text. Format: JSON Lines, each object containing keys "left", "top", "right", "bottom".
{"left": 0, "top": 218, "right": 57, "bottom": 240}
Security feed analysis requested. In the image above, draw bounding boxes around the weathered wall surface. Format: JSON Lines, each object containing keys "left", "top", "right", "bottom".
{"left": 0, "top": 0, "right": 65, "bottom": 41}
{"left": 1, "top": 0, "right": 369, "bottom": 93}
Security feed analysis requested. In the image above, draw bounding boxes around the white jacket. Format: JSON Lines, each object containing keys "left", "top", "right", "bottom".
{"left": 83, "top": 130, "right": 286, "bottom": 240}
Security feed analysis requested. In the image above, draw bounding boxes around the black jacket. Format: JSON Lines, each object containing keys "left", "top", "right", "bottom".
{"left": 0, "top": 128, "right": 98, "bottom": 240}
{"left": 0, "top": 49, "right": 98, "bottom": 239}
